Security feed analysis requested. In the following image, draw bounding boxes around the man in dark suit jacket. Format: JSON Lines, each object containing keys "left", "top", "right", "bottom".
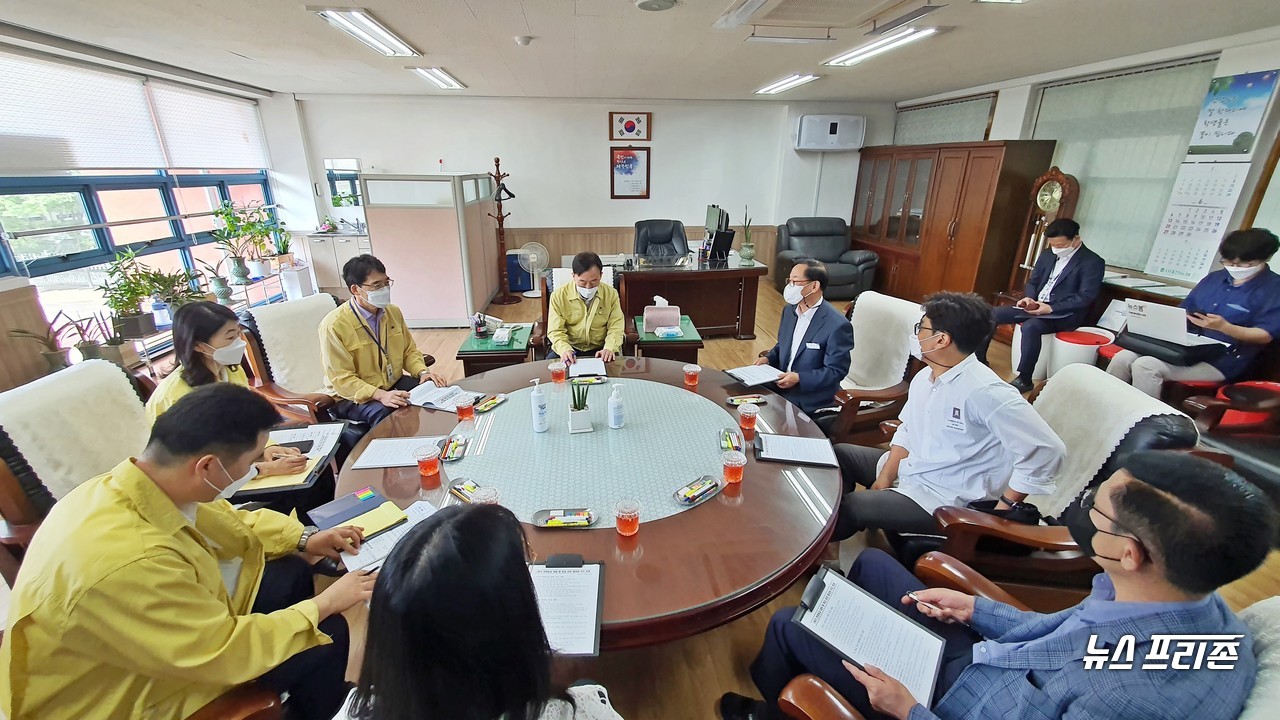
{"left": 757, "top": 258, "right": 855, "bottom": 418}
{"left": 977, "top": 219, "right": 1105, "bottom": 393}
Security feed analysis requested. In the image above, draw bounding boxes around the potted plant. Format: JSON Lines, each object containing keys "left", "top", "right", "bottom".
{"left": 331, "top": 191, "right": 359, "bottom": 207}
{"left": 90, "top": 312, "right": 132, "bottom": 367}
{"left": 9, "top": 313, "right": 79, "bottom": 374}
{"left": 198, "top": 257, "right": 234, "bottom": 305}
{"left": 739, "top": 205, "right": 756, "bottom": 266}
{"left": 97, "top": 250, "right": 157, "bottom": 339}
{"left": 141, "top": 267, "right": 204, "bottom": 326}
{"left": 568, "top": 382, "right": 593, "bottom": 434}
{"left": 212, "top": 201, "right": 279, "bottom": 285}
{"left": 270, "top": 225, "right": 295, "bottom": 270}
{"left": 317, "top": 216, "right": 338, "bottom": 233}
{"left": 61, "top": 314, "right": 103, "bottom": 361}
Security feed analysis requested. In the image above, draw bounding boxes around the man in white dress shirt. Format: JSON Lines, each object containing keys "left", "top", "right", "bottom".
{"left": 831, "top": 292, "right": 1066, "bottom": 540}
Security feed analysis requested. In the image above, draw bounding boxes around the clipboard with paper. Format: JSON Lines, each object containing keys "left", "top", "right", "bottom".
{"left": 791, "top": 567, "right": 945, "bottom": 708}
{"left": 528, "top": 554, "right": 605, "bottom": 657}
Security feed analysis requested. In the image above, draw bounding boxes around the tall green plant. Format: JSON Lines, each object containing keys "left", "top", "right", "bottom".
{"left": 212, "top": 201, "right": 282, "bottom": 259}
{"left": 571, "top": 383, "right": 590, "bottom": 411}
{"left": 742, "top": 205, "right": 753, "bottom": 245}
{"left": 96, "top": 249, "right": 151, "bottom": 316}
{"left": 138, "top": 267, "right": 203, "bottom": 306}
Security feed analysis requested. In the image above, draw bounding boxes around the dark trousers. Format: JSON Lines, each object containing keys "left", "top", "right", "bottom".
{"left": 977, "top": 307, "right": 1078, "bottom": 380}
{"left": 833, "top": 445, "right": 937, "bottom": 541}
{"left": 332, "top": 376, "right": 418, "bottom": 427}
{"left": 253, "top": 556, "right": 350, "bottom": 720}
{"left": 750, "top": 549, "right": 979, "bottom": 719}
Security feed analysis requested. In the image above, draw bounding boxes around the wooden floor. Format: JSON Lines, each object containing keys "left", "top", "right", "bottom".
{"left": 374, "top": 282, "right": 1280, "bottom": 719}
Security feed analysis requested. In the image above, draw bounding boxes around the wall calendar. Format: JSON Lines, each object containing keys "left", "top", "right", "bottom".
{"left": 1144, "top": 162, "right": 1251, "bottom": 282}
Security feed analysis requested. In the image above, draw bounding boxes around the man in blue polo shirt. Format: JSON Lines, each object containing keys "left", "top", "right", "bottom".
{"left": 1108, "top": 228, "right": 1280, "bottom": 397}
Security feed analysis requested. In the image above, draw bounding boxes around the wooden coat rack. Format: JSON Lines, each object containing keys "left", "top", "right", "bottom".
{"left": 488, "top": 156, "right": 520, "bottom": 305}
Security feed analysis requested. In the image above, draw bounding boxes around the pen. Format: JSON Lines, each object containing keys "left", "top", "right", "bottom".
{"left": 906, "top": 591, "right": 944, "bottom": 613}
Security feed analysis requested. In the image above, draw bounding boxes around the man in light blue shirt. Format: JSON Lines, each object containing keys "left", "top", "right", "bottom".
{"left": 719, "top": 451, "right": 1274, "bottom": 720}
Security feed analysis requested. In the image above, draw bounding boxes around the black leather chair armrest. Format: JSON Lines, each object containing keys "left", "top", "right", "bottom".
{"left": 838, "top": 249, "right": 877, "bottom": 267}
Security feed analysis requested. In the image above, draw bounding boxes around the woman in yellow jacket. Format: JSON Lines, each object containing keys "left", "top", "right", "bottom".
{"left": 146, "top": 301, "right": 306, "bottom": 477}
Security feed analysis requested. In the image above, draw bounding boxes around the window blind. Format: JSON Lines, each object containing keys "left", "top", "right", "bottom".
{"left": 894, "top": 95, "right": 994, "bottom": 145}
{"left": 1031, "top": 58, "right": 1217, "bottom": 270}
{"left": 0, "top": 50, "right": 166, "bottom": 172}
{"left": 149, "top": 81, "right": 269, "bottom": 169}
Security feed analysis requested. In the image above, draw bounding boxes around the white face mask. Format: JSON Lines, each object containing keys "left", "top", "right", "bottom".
{"left": 206, "top": 337, "right": 247, "bottom": 367}
{"left": 783, "top": 283, "right": 811, "bottom": 306}
{"left": 1224, "top": 264, "right": 1263, "bottom": 281}
{"left": 364, "top": 287, "right": 392, "bottom": 308}
{"left": 203, "top": 458, "right": 258, "bottom": 502}
{"left": 577, "top": 285, "right": 598, "bottom": 301}
{"left": 1050, "top": 244, "right": 1076, "bottom": 258}
{"left": 908, "top": 331, "right": 944, "bottom": 361}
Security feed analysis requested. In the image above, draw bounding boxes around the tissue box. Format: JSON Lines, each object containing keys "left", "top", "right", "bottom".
{"left": 655, "top": 326, "right": 684, "bottom": 339}
{"left": 643, "top": 305, "right": 680, "bottom": 333}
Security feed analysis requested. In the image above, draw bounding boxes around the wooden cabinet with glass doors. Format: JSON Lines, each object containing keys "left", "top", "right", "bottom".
{"left": 851, "top": 140, "right": 1055, "bottom": 302}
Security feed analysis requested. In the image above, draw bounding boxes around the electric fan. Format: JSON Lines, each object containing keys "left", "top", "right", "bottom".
{"left": 515, "top": 242, "right": 550, "bottom": 298}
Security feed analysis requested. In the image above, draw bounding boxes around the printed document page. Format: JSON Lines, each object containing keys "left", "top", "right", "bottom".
{"left": 269, "top": 423, "right": 344, "bottom": 461}
{"left": 342, "top": 501, "right": 437, "bottom": 572}
{"left": 349, "top": 437, "right": 446, "bottom": 469}
{"left": 410, "top": 382, "right": 482, "bottom": 411}
{"left": 796, "top": 571, "right": 944, "bottom": 706}
{"left": 568, "top": 358, "right": 607, "bottom": 377}
{"left": 728, "top": 364, "right": 784, "bottom": 386}
{"left": 529, "top": 564, "right": 603, "bottom": 656}
{"left": 759, "top": 434, "right": 838, "bottom": 467}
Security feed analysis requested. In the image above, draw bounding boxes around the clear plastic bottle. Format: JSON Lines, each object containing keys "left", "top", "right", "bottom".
{"left": 530, "top": 379, "right": 549, "bottom": 433}
{"left": 608, "top": 384, "right": 624, "bottom": 429}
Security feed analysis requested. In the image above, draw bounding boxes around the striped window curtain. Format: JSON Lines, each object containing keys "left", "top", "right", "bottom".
{"left": 894, "top": 95, "right": 995, "bottom": 145}
{"left": 1032, "top": 58, "right": 1218, "bottom": 270}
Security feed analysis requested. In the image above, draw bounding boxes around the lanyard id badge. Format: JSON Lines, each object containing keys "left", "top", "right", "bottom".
{"left": 350, "top": 301, "right": 395, "bottom": 385}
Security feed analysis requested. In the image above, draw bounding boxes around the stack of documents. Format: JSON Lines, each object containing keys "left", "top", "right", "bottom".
{"left": 726, "top": 364, "right": 784, "bottom": 386}
{"left": 410, "top": 382, "right": 484, "bottom": 411}
{"left": 350, "top": 437, "right": 447, "bottom": 469}
{"left": 755, "top": 433, "right": 838, "bottom": 467}
{"left": 342, "top": 501, "right": 437, "bottom": 572}
{"left": 529, "top": 561, "right": 604, "bottom": 656}
{"left": 568, "top": 358, "right": 607, "bottom": 377}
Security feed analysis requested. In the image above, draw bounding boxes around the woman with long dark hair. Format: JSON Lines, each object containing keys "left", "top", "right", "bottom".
{"left": 145, "top": 301, "right": 306, "bottom": 477}
{"left": 339, "top": 504, "right": 621, "bottom": 720}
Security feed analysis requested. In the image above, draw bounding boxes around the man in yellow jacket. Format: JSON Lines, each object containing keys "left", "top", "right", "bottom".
{"left": 0, "top": 384, "right": 375, "bottom": 720}
{"left": 547, "top": 251, "right": 625, "bottom": 364}
{"left": 319, "top": 254, "right": 447, "bottom": 426}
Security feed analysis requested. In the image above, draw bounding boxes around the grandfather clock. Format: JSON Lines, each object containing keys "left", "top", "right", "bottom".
{"left": 1007, "top": 167, "right": 1080, "bottom": 293}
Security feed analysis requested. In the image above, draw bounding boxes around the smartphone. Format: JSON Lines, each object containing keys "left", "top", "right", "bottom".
{"left": 277, "top": 440, "right": 314, "bottom": 454}
{"left": 727, "top": 395, "right": 767, "bottom": 406}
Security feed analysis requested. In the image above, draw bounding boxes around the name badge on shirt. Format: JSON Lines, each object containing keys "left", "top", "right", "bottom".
{"left": 945, "top": 406, "right": 965, "bottom": 432}
{"left": 805, "top": 342, "right": 820, "bottom": 350}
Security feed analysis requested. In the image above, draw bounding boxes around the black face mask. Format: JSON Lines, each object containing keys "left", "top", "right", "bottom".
{"left": 1069, "top": 508, "right": 1133, "bottom": 564}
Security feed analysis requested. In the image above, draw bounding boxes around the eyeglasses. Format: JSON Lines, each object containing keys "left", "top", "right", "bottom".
{"left": 913, "top": 322, "right": 937, "bottom": 334}
{"left": 1220, "top": 259, "right": 1263, "bottom": 268}
{"left": 1080, "top": 487, "right": 1146, "bottom": 550}
{"left": 361, "top": 278, "right": 395, "bottom": 291}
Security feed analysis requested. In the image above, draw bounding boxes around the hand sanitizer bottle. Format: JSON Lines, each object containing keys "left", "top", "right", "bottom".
{"left": 530, "top": 379, "right": 549, "bottom": 433}
{"left": 608, "top": 384, "right": 624, "bottom": 429}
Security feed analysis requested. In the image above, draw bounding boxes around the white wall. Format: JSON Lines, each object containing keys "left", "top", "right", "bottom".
{"left": 272, "top": 95, "right": 894, "bottom": 229}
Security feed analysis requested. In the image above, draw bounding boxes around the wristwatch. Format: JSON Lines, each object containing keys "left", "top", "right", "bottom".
{"left": 297, "top": 526, "right": 318, "bottom": 552}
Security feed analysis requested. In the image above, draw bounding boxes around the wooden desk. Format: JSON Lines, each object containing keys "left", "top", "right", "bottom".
{"left": 336, "top": 358, "right": 839, "bottom": 650}
{"left": 618, "top": 258, "right": 768, "bottom": 340}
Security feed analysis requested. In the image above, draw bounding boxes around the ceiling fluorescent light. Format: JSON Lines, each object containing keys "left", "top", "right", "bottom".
{"left": 714, "top": 0, "right": 771, "bottom": 30}
{"left": 311, "top": 7, "right": 420, "bottom": 57}
{"left": 410, "top": 67, "right": 466, "bottom": 90}
{"left": 866, "top": 2, "right": 947, "bottom": 36}
{"left": 825, "top": 26, "right": 937, "bottom": 66}
{"left": 745, "top": 26, "right": 834, "bottom": 44}
{"left": 975, "top": 1, "right": 1027, "bottom": 4}
{"left": 755, "top": 74, "right": 820, "bottom": 95}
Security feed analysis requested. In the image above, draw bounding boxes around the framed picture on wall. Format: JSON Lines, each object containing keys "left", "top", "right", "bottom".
{"left": 610, "top": 147, "right": 650, "bottom": 200}
{"left": 609, "top": 112, "right": 652, "bottom": 141}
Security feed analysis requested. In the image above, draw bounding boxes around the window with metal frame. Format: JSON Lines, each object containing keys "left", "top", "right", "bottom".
{"left": 1031, "top": 56, "right": 1219, "bottom": 271}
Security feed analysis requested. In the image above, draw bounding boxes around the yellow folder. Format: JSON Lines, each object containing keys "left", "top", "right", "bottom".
{"left": 240, "top": 456, "right": 321, "bottom": 492}
{"left": 343, "top": 501, "right": 409, "bottom": 538}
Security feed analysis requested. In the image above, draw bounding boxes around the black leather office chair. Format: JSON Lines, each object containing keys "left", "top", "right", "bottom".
{"left": 775, "top": 217, "right": 877, "bottom": 301}
{"left": 634, "top": 220, "right": 689, "bottom": 257}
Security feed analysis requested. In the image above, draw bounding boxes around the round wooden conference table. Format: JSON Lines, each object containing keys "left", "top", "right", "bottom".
{"left": 336, "top": 358, "right": 841, "bottom": 650}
